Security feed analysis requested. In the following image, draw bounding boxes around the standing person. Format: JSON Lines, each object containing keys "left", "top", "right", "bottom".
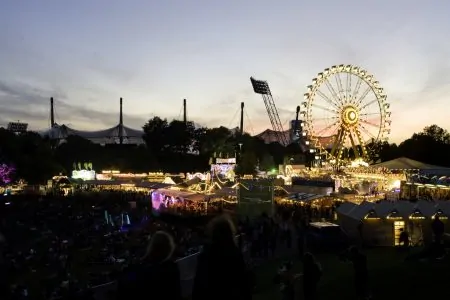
{"left": 302, "top": 252, "right": 322, "bottom": 300}
{"left": 297, "top": 221, "right": 307, "bottom": 258}
{"left": 398, "top": 228, "right": 409, "bottom": 251}
{"left": 274, "top": 261, "right": 295, "bottom": 300}
{"left": 192, "top": 214, "right": 252, "bottom": 300}
{"left": 432, "top": 215, "right": 445, "bottom": 246}
{"left": 116, "top": 231, "right": 181, "bottom": 300}
{"left": 431, "top": 215, "right": 445, "bottom": 258}
{"left": 349, "top": 246, "right": 370, "bottom": 300}
{"left": 0, "top": 232, "right": 11, "bottom": 299}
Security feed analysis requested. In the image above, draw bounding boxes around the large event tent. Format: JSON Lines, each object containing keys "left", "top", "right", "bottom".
{"left": 372, "top": 157, "right": 450, "bottom": 175}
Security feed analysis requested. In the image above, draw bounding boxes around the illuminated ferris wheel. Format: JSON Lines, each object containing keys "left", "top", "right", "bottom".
{"left": 302, "top": 64, "right": 391, "bottom": 164}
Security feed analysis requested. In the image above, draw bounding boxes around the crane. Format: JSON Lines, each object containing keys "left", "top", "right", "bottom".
{"left": 250, "top": 77, "right": 288, "bottom": 146}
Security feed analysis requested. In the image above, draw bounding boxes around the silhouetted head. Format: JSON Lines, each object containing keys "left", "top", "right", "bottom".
{"left": 303, "top": 252, "right": 316, "bottom": 265}
{"left": 435, "top": 215, "right": 440, "bottom": 221}
{"left": 349, "top": 245, "right": 360, "bottom": 258}
{"left": 208, "top": 214, "right": 236, "bottom": 248}
{"left": 143, "top": 231, "right": 175, "bottom": 263}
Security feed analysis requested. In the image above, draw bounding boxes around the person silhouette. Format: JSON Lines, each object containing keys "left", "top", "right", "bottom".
{"left": 431, "top": 215, "right": 444, "bottom": 246}
{"left": 399, "top": 228, "right": 409, "bottom": 250}
{"left": 349, "top": 246, "right": 370, "bottom": 300}
{"left": 192, "top": 214, "right": 251, "bottom": 300}
{"left": 302, "top": 252, "right": 322, "bottom": 300}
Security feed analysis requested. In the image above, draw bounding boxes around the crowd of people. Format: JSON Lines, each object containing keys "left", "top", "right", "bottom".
{"left": 0, "top": 191, "right": 205, "bottom": 299}
{"left": 0, "top": 188, "right": 394, "bottom": 300}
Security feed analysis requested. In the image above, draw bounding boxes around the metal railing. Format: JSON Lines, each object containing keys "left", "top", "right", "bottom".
{"left": 90, "top": 250, "right": 201, "bottom": 299}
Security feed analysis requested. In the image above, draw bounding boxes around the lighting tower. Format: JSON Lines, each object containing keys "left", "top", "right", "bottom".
{"left": 239, "top": 102, "right": 244, "bottom": 135}
{"left": 119, "top": 97, "right": 124, "bottom": 145}
{"left": 250, "top": 77, "right": 288, "bottom": 146}
{"left": 50, "top": 97, "right": 55, "bottom": 127}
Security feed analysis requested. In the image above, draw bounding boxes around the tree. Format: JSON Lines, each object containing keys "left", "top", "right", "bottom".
{"left": 164, "top": 120, "right": 195, "bottom": 153}
{"left": 143, "top": 117, "right": 169, "bottom": 154}
{"left": 195, "top": 126, "right": 235, "bottom": 156}
{"left": 260, "top": 154, "right": 276, "bottom": 172}
{"left": 417, "top": 125, "right": 450, "bottom": 143}
{"left": 235, "top": 151, "right": 258, "bottom": 175}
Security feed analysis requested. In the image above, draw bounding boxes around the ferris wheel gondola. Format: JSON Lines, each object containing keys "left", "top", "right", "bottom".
{"left": 302, "top": 64, "right": 391, "bottom": 164}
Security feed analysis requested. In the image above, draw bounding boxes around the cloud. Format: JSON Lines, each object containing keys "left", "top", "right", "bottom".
{"left": 0, "top": 79, "right": 148, "bottom": 131}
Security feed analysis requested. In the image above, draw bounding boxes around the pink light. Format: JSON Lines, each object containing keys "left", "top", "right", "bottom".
{"left": 0, "top": 163, "right": 15, "bottom": 184}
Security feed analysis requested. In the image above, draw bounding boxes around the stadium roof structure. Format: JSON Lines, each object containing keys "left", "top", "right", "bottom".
{"left": 45, "top": 124, "right": 145, "bottom": 145}
{"left": 42, "top": 97, "right": 144, "bottom": 145}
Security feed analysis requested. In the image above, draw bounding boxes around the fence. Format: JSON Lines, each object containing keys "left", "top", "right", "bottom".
{"left": 91, "top": 251, "right": 201, "bottom": 299}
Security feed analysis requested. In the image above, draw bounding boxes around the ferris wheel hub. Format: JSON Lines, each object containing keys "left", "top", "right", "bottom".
{"left": 341, "top": 105, "right": 359, "bottom": 126}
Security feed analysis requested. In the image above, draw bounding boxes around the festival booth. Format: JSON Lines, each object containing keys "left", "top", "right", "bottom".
{"left": 372, "top": 157, "right": 450, "bottom": 200}
{"left": 151, "top": 188, "right": 207, "bottom": 214}
{"left": 337, "top": 200, "right": 450, "bottom": 246}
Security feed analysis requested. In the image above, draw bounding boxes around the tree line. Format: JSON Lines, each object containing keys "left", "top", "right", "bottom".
{"left": 0, "top": 116, "right": 449, "bottom": 184}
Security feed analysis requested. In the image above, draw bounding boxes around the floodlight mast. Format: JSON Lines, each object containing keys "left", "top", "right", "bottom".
{"left": 250, "top": 77, "right": 288, "bottom": 146}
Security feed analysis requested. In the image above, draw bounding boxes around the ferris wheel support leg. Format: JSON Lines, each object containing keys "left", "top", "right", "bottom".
{"left": 331, "top": 128, "right": 345, "bottom": 159}
{"left": 349, "top": 133, "right": 360, "bottom": 159}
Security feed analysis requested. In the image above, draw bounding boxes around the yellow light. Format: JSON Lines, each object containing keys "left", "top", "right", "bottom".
{"left": 409, "top": 216, "right": 425, "bottom": 220}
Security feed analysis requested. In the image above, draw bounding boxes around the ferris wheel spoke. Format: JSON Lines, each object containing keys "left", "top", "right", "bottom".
{"left": 334, "top": 73, "right": 345, "bottom": 101}
{"left": 360, "top": 119, "right": 380, "bottom": 129}
{"left": 359, "top": 124, "right": 377, "bottom": 141}
{"left": 311, "top": 116, "right": 338, "bottom": 122}
{"left": 351, "top": 77, "right": 363, "bottom": 103}
{"left": 354, "top": 86, "right": 371, "bottom": 107}
{"left": 311, "top": 103, "right": 337, "bottom": 114}
{"left": 315, "top": 89, "right": 340, "bottom": 109}
{"left": 360, "top": 112, "right": 380, "bottom": 116}
{"left": 359, "top": 98, "right": 378, "bottom": 110}
{"left": 346, "top": 73, "right": 352, "bottom": 102}
{"left": 315, "top": 121, "right": 339, "bottom": 137}
{"left": 324, "top": 78, "right": 343, "bottom": 106}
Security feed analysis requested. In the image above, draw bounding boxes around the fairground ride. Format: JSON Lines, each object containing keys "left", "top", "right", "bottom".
{"left": 302, "top": 64, "right": 391, "bottom": 166}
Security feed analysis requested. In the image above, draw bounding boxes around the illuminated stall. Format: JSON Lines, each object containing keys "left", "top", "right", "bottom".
{"left": 337, "top": 200, "right": 450, "bottom": 247}
{"left": 151, "top": 188, "right": 207, "bottom": 213}
{"left": 211, "top": 158, "right": 236, "bottom": 182}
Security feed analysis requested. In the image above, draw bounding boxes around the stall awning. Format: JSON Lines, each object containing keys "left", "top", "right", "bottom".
{"left": 372, "top": 157, "right": 450, "bottom": 175}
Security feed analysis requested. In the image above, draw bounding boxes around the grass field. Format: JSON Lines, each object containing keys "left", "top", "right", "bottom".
{"left": 252, "top": 248, "right": 450, "bottom": 300}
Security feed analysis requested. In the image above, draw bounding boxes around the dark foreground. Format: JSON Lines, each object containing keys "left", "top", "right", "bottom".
{"left": 253, "top": 248, "right": 449, "bottom": 300}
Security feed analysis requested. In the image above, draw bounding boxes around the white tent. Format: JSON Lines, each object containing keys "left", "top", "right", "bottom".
{"left": 372, "top": 157, "right": 450, "bottom": 175}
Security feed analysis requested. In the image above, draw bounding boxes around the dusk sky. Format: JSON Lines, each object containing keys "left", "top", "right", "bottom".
{"left": 0, "top": 0, "right": 449, "bottom": 143}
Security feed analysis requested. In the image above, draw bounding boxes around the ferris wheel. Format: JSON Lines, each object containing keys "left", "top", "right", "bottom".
{"left": 302, "top": 64, "right": 391, "bottom": 164}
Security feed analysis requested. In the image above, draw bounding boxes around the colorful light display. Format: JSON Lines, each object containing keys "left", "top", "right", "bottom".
{"left": 0, "top": 163, "right": 15, "bottom": 184}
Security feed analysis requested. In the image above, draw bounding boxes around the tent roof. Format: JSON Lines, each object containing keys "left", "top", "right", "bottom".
{"left": 435, "top": 201, "right": 450, "bottom": 216}
{"left": 338, "top": 200, "right": 449, "bottom": 221}
{"left": 337, "top": 202, "right": 357, "bottom": 215}
{"left": 286, "top": 192, "right": 325, "bottom": 202}
{"left": 372, "top": 157, "right": 450, "bottom": 173}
